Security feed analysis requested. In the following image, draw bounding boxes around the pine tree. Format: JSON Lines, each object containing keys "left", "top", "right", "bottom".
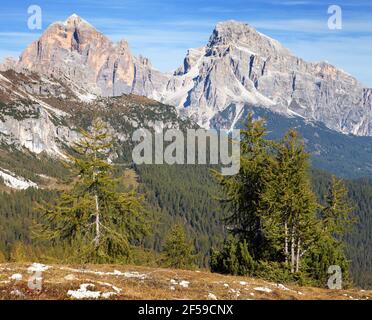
{"left": 210, "top": 235, "right": 255, "bottom": 276}
{"left": 34, "top": 119, "right": 148, "bottom": 263}
{"left": 259, "top": 129, "right": 319, "bottom": 273}
{"left": 214, "top": 113, "right": 275, "bottom": 260}
{"left": 321, "top": 176, "right": 356, "bottom": 237}
{"left": 306, "top": 176, "right": 356, "bottom": 286}
{"left": 162, "top": 224, "right": 195, "bottom": 269}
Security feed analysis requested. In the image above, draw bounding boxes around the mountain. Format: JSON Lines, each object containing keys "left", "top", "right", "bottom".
{"left": 1, "top": 15, "right": 372, "bottom": 179}
{"left": 7, "top": 14, "right": 168, "bottom": 99}
{"left": 0, "top": 15, "right": 371, "bottom": 288}
{"left": 165, "top": 21, "right": 372, "bottom": 135}
{"left": 4, "top": 16, "right": 372, "bottom": 137}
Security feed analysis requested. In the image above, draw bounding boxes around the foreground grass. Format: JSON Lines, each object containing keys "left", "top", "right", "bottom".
{"left": 0, "top": 263, "right": 370, "bottom": 300}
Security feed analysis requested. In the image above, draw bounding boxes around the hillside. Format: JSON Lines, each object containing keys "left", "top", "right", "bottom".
{"left": 0, "top": 262, "right": 370, "bottom": 300}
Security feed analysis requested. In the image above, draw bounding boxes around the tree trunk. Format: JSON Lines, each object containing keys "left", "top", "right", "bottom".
{"left": 295, "top": 238, "right": 301, "bottom": 273}
{"left": 93, "top": 149, "right": 100, "bottom": 247}
{"left": 94, "top": 193, "right": 100, "bottom": 247}
{"left": 284, "top": 221, "right": 288, "bottom": 264}
{"left": 290, "top": 226, "right": 295, "bottom": 273}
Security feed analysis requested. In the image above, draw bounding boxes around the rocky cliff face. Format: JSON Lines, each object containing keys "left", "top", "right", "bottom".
{"left": 164, "top": 21, "right": 372, "bottom": 135}
{"left": 0, "top": 70, "right": 79, "bottom": 156}
{"left": 14, "top": 14, "right": 168, "bottom": 99}
{"left": 3, "top": 16, "right": 372, "bottom": 136}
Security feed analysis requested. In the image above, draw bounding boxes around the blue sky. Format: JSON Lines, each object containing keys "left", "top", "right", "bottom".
{"left": 1, "top": 0, "right": 372, "bottom": 86}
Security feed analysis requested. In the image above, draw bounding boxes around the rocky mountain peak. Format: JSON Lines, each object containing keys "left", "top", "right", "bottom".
{"left": 12, "top": 14, "right": 168, "bottom": 98}
{"left": 208, "top": 20, "right": 291, "bottom": 57}
{"left": 64, "top": 13, "right": 91, "bottom": 27}
{"left": 2, "top": 15, "right": 372, "bottom": 136}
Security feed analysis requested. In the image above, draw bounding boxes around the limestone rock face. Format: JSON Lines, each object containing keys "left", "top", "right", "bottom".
{"left": 162, "top": 20, "right": 372, "bottom": 135}
{"left": 8, "top": 16, "right": 372, "bottom": 136}
{"left": 0, "top": 70, "right": 78, "bottom": 156}
{"left": 16, "top": 14, "right": 169, "bottom": 99}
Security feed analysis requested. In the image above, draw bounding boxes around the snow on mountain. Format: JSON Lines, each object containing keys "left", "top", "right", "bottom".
{"left": 0, "top": 168, "right": 38, "bottom": 190}
{"left": 1, "top": 16, "right": 372, "bottom": 136}
{"left": 12, "top": 14, "right": 169, "bottom": 100}
{"left": 161, "top": 20, "right": 372, "bottom": 134}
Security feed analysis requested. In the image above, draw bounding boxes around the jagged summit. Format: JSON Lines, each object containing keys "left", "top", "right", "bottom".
{"left": 13, "top": 14, "right": 168, "bottom": 98}
{"left": 63, "top": 13, "right": 94, "bottom": 28}
{"left": 208, "top": 20, "right": 291, "bottom": 56}
{"left": 2, "top": 15, "right": 371, "bottom": 136}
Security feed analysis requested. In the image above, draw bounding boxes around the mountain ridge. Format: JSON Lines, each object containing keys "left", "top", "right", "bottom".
{"left": 2, "top": 15, "right": 372, "bottom": 136}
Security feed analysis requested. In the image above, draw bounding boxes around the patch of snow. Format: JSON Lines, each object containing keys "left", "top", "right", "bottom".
{"left": 179, "top": 280, "right": 190, "bottom": 288}
{"left": 170, "top": 279, "right": 189, "bottom": 288}
{"left": 28, "top": 263, "right": 50, "bottom": 272}
{"left": 254, "top": 287, "right": 272, "bottom": 293}
{"left": 275, "top": 283, "right": 290, "bottom": 291}
{"left": 96, "top": 281, "right": 121, "bottom": 294}
{"left": 123, "top": 271, "right": 147, "bottom": 279}
{"left": 10, "top": 274, "right": 23, "bottom": 281}
{"left": 60, "top": 267, "right": 146, "bottom": 279}
{"left": 0, "top": 73, "right": 12, "bottom": 84}
{"left": 208, "top": 293, "right": 218, "bottom": 300}
{"left": 67, "top": 282, "right": 120, "bottom": 300}
{"left": 0, "top": 168, "right": 38, "bottom": 190}
{"left": 64, "top": 274, "right": 77, "bottom": 281}
{"left": 73, "top": 89, "right": 97, "bottom": 103}
{"left": 101, "top": 292, "right": 117, "bottom": 299}
{"left": 67, "top": 284, "right": 101, "bottom": 299}
{"left": 10, "top": 289, "right": 24, "bottom": 297}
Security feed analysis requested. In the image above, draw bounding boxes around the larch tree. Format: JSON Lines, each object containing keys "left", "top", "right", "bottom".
{"left": 214, "top": 113, "right": 276, "bottom": 260}
{"left": 162, "top": 224, "right": 196, "bottom": 269}
{"left": 34, "top": 119, "right": 148, "bottom": 263}
{"left": 260, "top": 129, "right": 319, "bottom": 273}
{"left": 321, "top": 176, "right": 356, "bottom": 237}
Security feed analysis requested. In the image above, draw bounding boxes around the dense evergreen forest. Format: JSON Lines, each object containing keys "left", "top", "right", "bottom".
{"left": 0, "top": 112, "right": 370, "bottom": 288}
{"left": 0, "top": 162, "right": 371, "bottom": 287}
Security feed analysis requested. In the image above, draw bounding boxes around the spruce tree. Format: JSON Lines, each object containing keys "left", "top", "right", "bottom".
{"left": 214, "top": 113, "right": 275, "bottom": 260}
{"left": 321, "top": 176, "right": 355, "bottom": 236}
{"left": 34, "top": 119, "right": 148, "bottom": 263}
{"left": 162, "top": 224, "right": 195, "bottom": 269}
{"left": 259, "top": 129, "right": 319, "bottom": 273}
{"left": 306, "top": 176, "right": 356, "bottom": 286}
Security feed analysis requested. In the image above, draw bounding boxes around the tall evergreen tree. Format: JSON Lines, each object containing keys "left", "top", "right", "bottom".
{"left": 214, "top": 114, "right": 275, "bottom": 260}
{"left": 162, "top": 224, "right": 196, "bottom": 269}
{"left": 305, "top": 176, "right": 356, "bottom": 286}
{"left": 260, "top": 129, "right": 319, "bottom": 273}
{"left": 34, "top": 119, "right": 148, "bottom": 263}
{"left": 321, "top": 176, "right": 355, "bottom": 237}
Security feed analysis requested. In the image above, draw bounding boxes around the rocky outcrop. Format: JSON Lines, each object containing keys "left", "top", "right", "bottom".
{"left": 15, "top": 14, "right": 169, "bottom": 99}
{"left": 0, "top": 70, "right": 78, "bottom": 156}
{"left": 4, "top": 16, "right": 372, "bottom": 136}
{"left": 163, "top": 20, "right": 372, "bottom": 135}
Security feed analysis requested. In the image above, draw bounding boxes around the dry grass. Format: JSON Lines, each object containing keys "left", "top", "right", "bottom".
{"left": 0, "top": 263, "right": 370, "bottom": 300}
